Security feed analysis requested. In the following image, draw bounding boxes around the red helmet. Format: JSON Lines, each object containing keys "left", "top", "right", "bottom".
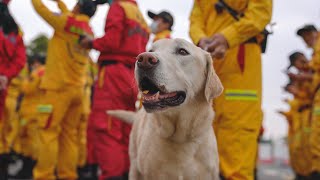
{"left": 0, "top": 0, "right": 10, "bottom": 5}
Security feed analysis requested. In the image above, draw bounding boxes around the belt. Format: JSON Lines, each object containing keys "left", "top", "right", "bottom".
{"left": 298, "top": 104, "right": 311, "bottom": 112}
{"left": 245, "top": 37, "right": 258, "bottom": 44}
{"left": 99, "top": 60, "right": 134, "bottom": 69}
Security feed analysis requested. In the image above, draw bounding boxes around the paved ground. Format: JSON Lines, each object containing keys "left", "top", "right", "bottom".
{"left": 258, "top": 162, "right": 294, "bottom": 180}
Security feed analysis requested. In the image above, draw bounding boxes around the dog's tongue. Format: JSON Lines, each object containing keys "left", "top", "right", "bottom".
{"left": 142, "top": 91, "right": 177, "bottom": 102}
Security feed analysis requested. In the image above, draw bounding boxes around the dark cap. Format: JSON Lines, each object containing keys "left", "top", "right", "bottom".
{"left": 148, "top": 10, "right": 174, "bottom": 30}
{"left": 297, "top": 24, "right": 317, "bottom": 36}
{"left": 78, "top": 0, "right": 97, "bottom": 17}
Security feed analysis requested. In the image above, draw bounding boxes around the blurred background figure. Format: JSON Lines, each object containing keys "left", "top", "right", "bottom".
{"left": 189, "top": 0, "right": 272, "bottom": 179}
{"left": 0, "top": 0, "right": 26, "bottom": 179}
{"left": 12, "top": 54, "right": 46, "bottom": 179}
{"left": 147, "top": 10, "right": 173, "bottom": 42}
{"left": 296, "top": 24, "right": 320, "bottom": 180}
{"left": 79, "top": 0, "right": 149, "bottom": 179}
{"left": 31, "top": 0, "right": 95, "bottom": 179}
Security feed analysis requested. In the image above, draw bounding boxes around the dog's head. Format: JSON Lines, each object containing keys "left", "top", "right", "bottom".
{"left": 136, "top": 38, "right": 223, "bottom": 113}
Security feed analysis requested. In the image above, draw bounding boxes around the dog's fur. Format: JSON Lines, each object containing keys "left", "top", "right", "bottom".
{"left": 108, "top": 39, "right": 223, "bottom": 180}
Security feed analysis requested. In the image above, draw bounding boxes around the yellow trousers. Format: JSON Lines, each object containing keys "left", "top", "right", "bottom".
{"left": 288, "top": 108, "right": 312, "bottom": 176}
{"left": 34, "top": 86, "right": 84, "bottom": 180}
{"left": 18, "top": 113, "right": 40, "bottom": 160}
{"left": 77, "top": 113, "right": 89, "bottom": 167}
{"left": 310, "top": 90, "right": 320, "bottom": 173}
{"left": 213, "top": 44, "right": 262, "bottom": 180}
{"left": 77, "top": 85, "right": 91, "bottom": 167}
{"left": 0, "top": 95, "right": 19, "bottom": 154}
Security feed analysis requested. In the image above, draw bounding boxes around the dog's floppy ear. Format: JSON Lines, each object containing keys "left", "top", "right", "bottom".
{"left": 204, "top": 53, "right": 223, "bottom": 102}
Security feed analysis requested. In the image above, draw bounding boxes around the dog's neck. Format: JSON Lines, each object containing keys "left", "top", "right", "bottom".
{"left": 152, "top": 98, "right": 214, "bottom": 143}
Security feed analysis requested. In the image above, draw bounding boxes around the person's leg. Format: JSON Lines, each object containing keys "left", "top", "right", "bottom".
{"left": 33, "top": 90, "right": 70, "bottom": 180}
{"left": 213, "top": 44, "right": 262, "bottom": 180}
{"left": 90, "top": 64, "right": 137, "bottom": 180}
{"left": 57, "top": 88, "right": 84, "bottom": 180}
{"left": 78, "top": 113, "right": 89, "bottom": 168}
{"left": 310, "top": 90, "right": 320, "bottom": 177}
{"left": 4, "top": 96, "right": 19, "bottom": 153}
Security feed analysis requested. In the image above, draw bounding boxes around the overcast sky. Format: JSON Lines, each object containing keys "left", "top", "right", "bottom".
{"left": 8, "top": 0, "right": 320, "bottom": 139}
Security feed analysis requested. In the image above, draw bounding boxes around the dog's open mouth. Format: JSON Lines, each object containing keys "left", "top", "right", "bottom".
{"left": 139, "top": 77, "right": 186, "bottom": 111}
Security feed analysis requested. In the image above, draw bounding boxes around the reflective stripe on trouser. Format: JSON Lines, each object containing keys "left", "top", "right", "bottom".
{"left": 33, "top": 87, "right": 84, "bottom": 180}
{"left": 213, "top": 44, "right": 262, "bottom": 180}
{"left": 310, "top": 90, "right": 320, "bottom": 172}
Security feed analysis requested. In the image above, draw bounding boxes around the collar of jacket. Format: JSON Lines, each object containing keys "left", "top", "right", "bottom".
{"left": 154, "top": 29, "right": 171, "bottom": 40}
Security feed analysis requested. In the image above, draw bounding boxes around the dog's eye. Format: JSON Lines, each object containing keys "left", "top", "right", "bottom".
{"left": 177, "top": 48, "right": 189, "bottom": 56}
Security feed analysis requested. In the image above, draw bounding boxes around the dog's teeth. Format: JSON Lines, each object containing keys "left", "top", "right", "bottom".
{"left": 155, "top": 92, "right": 160, "bottom": 100}
{"left": 143, "top": 90, "right": 149, "bottom": 94}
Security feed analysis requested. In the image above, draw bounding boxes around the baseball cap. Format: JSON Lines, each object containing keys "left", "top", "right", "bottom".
{"left": 148, "top": 10, "right": 174, "bottom": 30}
{"left": 297, "top": 24, "right": 317, "bottom": 36}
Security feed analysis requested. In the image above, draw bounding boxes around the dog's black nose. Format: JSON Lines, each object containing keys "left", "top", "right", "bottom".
{"left": 136, "top": 52, "right": 159, "bottom": 70}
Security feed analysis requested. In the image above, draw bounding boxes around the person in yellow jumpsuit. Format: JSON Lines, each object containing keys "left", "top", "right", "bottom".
{"left": 189, "top": 1, "right": 272, "bottom": 179}
{"left": 2, "top": 70, "right": 25, "bottom": 154}
{"left": 16, "top": 55, "right": 45, "bottom": 179}
{"left": 286, "top": 51, "right": 314, "bottom": 178}
{"left": 77, "top": 61, "right": 96, "bottom": 178}
{"left": 147, "top": 10, "right": 173, "bottom": 42}
{"left": 297, "top": 24, "right": 320, "bottom": 179}
{"left": 31, "top": 0, "right": 96, "bottom": 179}
{"left": 282, "top": 76, "right": 313, "bottom": 178}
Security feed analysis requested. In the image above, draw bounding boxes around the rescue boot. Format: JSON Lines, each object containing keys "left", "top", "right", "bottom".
{"left": 19, "top": 156, "right": 37, "bottom": 179}
{"left": 77, "top": 164, "right": 98, "bottom": 180}
{"left": 0, "top": 154, "right": 9, "bottom": 180}
{"left": 310, "top": 171, "right": 320, "bottom": 180}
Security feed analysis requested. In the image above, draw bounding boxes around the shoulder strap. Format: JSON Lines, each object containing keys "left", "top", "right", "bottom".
{"left": 217, "top": 0, "right": 242, "bottom": 21}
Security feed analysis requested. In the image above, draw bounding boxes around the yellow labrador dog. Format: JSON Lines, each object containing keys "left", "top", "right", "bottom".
{"left": 108, "top": 38, "right": 223, "bottom": 180}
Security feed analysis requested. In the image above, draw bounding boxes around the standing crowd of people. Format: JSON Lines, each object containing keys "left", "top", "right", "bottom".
{"left": 279, "top": 24, "right": 320, "bottom": 180}
{"left": 0, "top": 0, "right": 274, "bottom": 180}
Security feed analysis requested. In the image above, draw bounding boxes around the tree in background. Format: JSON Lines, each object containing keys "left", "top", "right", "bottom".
{"left": 26, "top": 34, "right": 49, "bottom": 58}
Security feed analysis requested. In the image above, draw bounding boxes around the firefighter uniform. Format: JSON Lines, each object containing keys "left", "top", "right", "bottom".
{"left": 309, "top": 33, "right": 320, "bottom": 175}
{"left": 2, "top": 75, "right": 23, "bottom": 154}
{"left": 77, "top": 63, "right": 96, "bottom": 168}
{"left": 285, "top": 97, "right": 312, "bottom": 177}
{"left": 189, "top": 1, "right": 272, "bottom": 179}
{"left": 31, "top": 0, "right": 93, "bottom": 179}
{"left": 18, "top": 65, "right": 45, "bottom": 161}
{"left": 0, "top": 29, "right": 26, "bottom": 155}
{"left": 86, "top": 0, "right": 149, "bottom": 179}
{"left": 153, "top": 29, "right": 171, "bottom": 42}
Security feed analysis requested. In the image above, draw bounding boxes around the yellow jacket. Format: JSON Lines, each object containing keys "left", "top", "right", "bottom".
{"left": 189, "top": 0, "right": 272, "bottom": 48}
{"left": 309, "top": 33, "right": 320, "bottom": 91}
{"left": 153, "top": 30, "right": 171, "bottom": 42}
{"left": 32, "top": 0, "right": 93, "bottom": 90}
